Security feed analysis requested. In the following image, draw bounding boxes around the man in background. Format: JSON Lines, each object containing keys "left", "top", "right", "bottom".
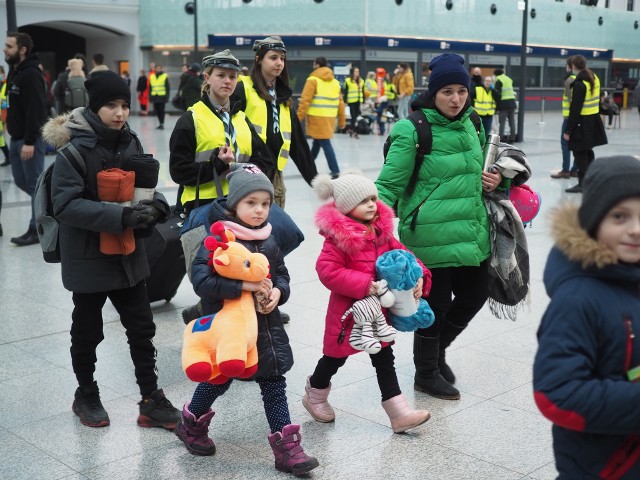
{"left": 3, "top": 32, "right": 47, "bottom": 246}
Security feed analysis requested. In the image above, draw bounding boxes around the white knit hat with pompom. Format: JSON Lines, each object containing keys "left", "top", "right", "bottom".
{"left": 312, "top": 170, "right": 378, "bottom": 214}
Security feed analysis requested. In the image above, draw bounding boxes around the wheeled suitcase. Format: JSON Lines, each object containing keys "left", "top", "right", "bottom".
{"left": 144, "top": 213, "right": 187, "bottom": 303}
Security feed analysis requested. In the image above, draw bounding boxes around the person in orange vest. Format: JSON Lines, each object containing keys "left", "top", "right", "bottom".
{"left": 297, "top": 57, "right": 346, "bottom": 179}
{"left": 136, "top": 69, "right": 149, "bottom": 116}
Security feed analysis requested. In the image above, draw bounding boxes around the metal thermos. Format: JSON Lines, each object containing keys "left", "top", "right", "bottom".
{"left": 483, "top": 134, "right": 500, "bottom": 171}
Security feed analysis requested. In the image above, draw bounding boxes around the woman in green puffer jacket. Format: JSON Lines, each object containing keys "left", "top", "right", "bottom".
{"left": 375, "top": 53, "right": 503, "bottom": 401}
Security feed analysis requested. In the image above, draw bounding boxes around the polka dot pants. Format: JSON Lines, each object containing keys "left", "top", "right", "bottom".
{"left": 188, "top": 375, "right": 292, "bottom": 434}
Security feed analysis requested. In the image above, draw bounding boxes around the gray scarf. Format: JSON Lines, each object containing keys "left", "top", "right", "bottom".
{"left": 483, "top": 144, "right": 531, "bottom": 320}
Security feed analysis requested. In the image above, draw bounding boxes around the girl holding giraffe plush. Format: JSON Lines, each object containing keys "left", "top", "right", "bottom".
{"left": 306, "top": 171, "right": 432, "bottom": 433}
{"left": 175, "top": 163, "right": 318, "bottom": 476}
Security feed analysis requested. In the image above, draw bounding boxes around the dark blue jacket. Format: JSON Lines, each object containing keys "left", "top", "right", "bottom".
{"left": 534, "top": 205, "right": 640, "bottom": 480}
{"left": 191, "top": 199, "right": 293, "bottom": 378}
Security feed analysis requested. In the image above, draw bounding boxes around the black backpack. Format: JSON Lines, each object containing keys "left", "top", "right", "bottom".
{"left": 34, "top": 143, "right": 86, "bottom": 263}
{"left": 383, "top": 108, "right": 482, "bottom": 194}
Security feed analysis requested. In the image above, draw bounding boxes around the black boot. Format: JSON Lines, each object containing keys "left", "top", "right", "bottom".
{"left": 413, "top": 333, "right": 460, "bottom": 400}
{"left": 438, "top": 323, "right": 466, "bottom": 385}
{"left": 10, "top": 226, "right": 39, "bottom": 246}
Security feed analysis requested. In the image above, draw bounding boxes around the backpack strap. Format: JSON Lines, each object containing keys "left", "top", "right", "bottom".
{"left": 57, "top": 142, "right": 87, "bottom": 177}
{"left": 405, "top": 109, "right": 432, "bottom": 195}
{"left": 469, "top": 109, "right": 483, "bottom": 139}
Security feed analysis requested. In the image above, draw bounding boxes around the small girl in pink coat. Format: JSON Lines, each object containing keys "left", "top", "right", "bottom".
{"left": 303, "top": 172, "right": 432, "bottom": 433}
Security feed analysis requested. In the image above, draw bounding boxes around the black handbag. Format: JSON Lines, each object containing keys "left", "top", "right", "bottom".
{"left": 172, "top": 93, "right": 186, "bottom": 111}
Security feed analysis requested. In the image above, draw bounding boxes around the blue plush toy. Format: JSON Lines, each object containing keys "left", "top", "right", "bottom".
{"left": 375, "top": 250, "right": 435, "bottom": 332}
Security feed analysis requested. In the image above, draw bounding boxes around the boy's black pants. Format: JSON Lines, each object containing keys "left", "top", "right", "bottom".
{"left": 71, "top": 281, "right": 158, "bottom": 396}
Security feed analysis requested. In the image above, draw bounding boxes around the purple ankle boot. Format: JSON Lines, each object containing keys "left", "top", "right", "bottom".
{"left": 267, "top": 424, "right": 319, "bottom": 475}
{"left": 174, "top": 402, "right": 216, "bottom": 456}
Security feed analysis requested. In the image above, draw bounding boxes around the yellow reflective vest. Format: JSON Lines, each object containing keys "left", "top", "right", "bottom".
{"left": 149, "top": 72, "right": 168, "bottom": 97}
{"left": 180, "top": 101, "right": 253, "bottom": 205}
{"left": 562, "top": 74, "right": 576, "bottom": 118}
{"left": 365, "top": 78, "right": 378, "bottom": 98}
{"left": 307, "top": 76, "right": 340, "bottom": 117}
{"left": 473, "top": 86, "right": 496, "bottom": 116}
{"left": 383, "top": 81, "right": 396, "bottom": 101}
{"left": 495, "top": 74, "right": 515, "bottom": 100}
{"left": 579, "top": 75, "right": 600, "bottom": 116}
{"left": 239, "top": 76, "right": 291, "bottom": 171}
{"left": 344, "top": 78, "right": 364, "bottom": 104}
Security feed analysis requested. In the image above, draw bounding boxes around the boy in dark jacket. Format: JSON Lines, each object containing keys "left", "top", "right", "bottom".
{"left": 42, "top": 71, "right": 181, "bottom": 430}
{"left": 534, "top": 155, "right": 640, "bottom": 479}
{"left": 175, "top": 163, "right": 318, "bottom": 476}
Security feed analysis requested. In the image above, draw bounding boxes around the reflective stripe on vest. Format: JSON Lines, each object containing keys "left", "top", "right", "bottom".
{"left": 473, "top": 86, "right": 496, "bottom": 116}
{"left": 580, "top": 75, "right": 600, "bottom": 115}
{"left": 562, "top": 74, "right": 576, "bottom": 118}
{"left": 307, "top": 76, "right": 340, "bottom": 117}
{"left": 383, "top": 82, "right": 396, "bottom": 100}
{"left": 496, "top": 74, "right": 515, "bottom": 100}
{"left": 149, "top": 73, "right": 168, "bottom": 97}
{"left": 240, "top": 77, "right": 292, "bottom": 171}
{"left": 180, "top": 101, "right": 253, "bottom": 205}
{"left": 344, "top": 78, "right": 363, "bottom": 103}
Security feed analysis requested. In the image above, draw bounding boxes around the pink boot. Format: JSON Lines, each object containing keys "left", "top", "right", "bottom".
{"left": 381, "top": 394, "right": 431, "bottom": 433}
{"left": 301, "top": 376, "right": 335, "bottom": 423}
{"left": 174, "top": 402, "right": 216, "bottom": 456}
{"left": 267, "top": 424, "right": 319, "bottom": 475}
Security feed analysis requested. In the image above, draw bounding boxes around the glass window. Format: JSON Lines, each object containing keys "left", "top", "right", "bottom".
{"left": 510, "top": 65, "right": 542, "bottom": 88}
{"left": 547, "top": 66, "right": 570, "bottom": 88}
{"left": 628, "top": 0, "right": 634, "bottom": 11}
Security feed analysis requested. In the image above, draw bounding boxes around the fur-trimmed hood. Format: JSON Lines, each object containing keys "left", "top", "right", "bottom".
{"left": 42, "top": 107, "right": 135, "bottom": 151}
{"left": 545, "top": 203, "right": 640, "bottom": 297}
{"left": 550, "top": 203, "right": 618, "bottom": 269}
{"left": 315, "top": 200, "right": 395, "bottom": 254}
{"left": 41, "top": 108, "right": 92, "bottom": 148}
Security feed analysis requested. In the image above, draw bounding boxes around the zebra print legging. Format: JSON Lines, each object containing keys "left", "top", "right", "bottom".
{"left": 309, "top": 346, "right": 401, "bottom": 401}
{"left": 189, "top": 375, "right": 292, "bottom": 434}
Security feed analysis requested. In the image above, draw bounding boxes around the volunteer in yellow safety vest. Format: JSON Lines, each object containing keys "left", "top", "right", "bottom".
{"left": 563, "top": 54, "right": 608, "bottom": 193}
{"left": 472, "top": 76, "right": 497, "bottom": 137}
{"left": 343, "top": 67, "right": 365, "bottom": 138}
{"left": 148, "top": 65, "right": 170, "bottom": 129}
{"left": 551, "top": 56, "right": 578, "bottom": 179}
{"left": 297, "top": 56, "right": 346, "bottom": 179}
{"left": 169, "top": 49, "right": 273, "bottom": 215}
{"left": 234, "top": 35, "right": 316, "bottom": 208}
{"left": 493, "top": 67, "right": 517, "bottom": 142}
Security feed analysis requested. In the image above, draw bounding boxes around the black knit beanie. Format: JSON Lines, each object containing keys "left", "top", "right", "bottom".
{"left": 579, "top": 155, "right": 640, "bottom": 236}
{"left": 85, "top": 71, "right": 131, "bottom": 113}
{"left": 427, "top": 53, "right": 470, "bottom": 97}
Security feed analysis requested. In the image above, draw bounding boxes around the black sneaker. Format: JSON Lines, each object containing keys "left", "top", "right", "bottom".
{"left": 280, "top": 311, "right": 290, "bottom": 324}
{"left": 138, "top": 389, "right": 181, "bottom": 429}
{"left": 72, "top": 382, "right": 110, "bottom": 427}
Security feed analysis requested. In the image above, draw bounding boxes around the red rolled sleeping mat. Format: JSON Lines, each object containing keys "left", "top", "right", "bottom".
{"left": 97, "top": 168, "right": 136, "bottom": 255}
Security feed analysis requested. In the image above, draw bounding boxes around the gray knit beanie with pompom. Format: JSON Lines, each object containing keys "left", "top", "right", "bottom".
{"left": 312, "top": 171, "right": 379, "bottom": 214}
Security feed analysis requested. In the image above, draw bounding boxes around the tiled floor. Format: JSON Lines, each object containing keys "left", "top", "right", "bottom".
{"left": 0, "top": 109, "right": 638, "bottom": 480}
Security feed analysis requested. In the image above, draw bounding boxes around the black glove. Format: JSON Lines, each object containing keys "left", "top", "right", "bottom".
{"left": 122, "top": 203, "right": 153, "bottom": 229}
{"left": 138, "top": 199, "right": 164, "bottom": 226}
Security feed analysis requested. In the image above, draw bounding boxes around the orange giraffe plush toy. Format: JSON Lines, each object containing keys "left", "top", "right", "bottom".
{"left": 182, "top": 222, "right": 270, "bottom": 384}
